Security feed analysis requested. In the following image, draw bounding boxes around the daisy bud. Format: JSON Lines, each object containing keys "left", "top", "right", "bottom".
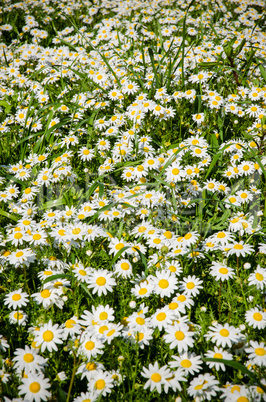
{"left": 248, "top": 296, "right": 254, "bottom": 302}
{"left": 118, "top": 355, "right": 124, "bottom": 362}
{"left": 129, "top": 301, "right": 136, "bottom": 308}
{"left": 239, "top": 324, "right": 246, "bottom": 331}
{"left": 86, "top": 250, "right": 93, "bottom": 256}
{"left": 56, "top": 371, "right": 67, "bottom": 381}
{"left": 133, "top": 256, "right": 138, "bottom": 263}
{"left": 161, "top": 245, "right": 169, "bottom": 254}
{"left": 243, "top": 262, "right": 251, "bottom": 269}
{"left": 175, "top": 398, "right": 182, "bottom": 402}
{"left": 200, "top": 306, "right": 207, "bottom": 312}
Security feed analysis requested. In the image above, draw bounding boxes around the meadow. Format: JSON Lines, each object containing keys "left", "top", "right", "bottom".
{"left": 0, "top": 0, "right": 266, "bottom": 400}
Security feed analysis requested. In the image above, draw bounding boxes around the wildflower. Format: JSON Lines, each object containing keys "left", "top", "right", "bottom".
{"left": 205, "top": 323, "right": 240, "bottom": 348}
{"left": 245, "top": 307, "right": 266, "bottom": 330}
{"left": 209, "top": 262, "right": 235, "bottom": 281}
{"left": 34, "top": 320, "right": 63, "bottom": 352}
{"left": 13, "top": 345, "right": 47, "bottom": 374}
{"left": 141, "top": 361, "right": 171, "bottom": 394}
{"left": 225, "top": 241, "right": 254, "bottom": 257}
{"left": 79, "top": 334, "right": 104, "bottom": 360}
{"left": 246, "top": 341, "right": 266, "bottom": 367}
{"left": 151, "top": 270, "right": 178, "bottom": 298}
{"left": 164, "top": 323, "right": 194, "bottom": 352}
{"left": 18, "top": 373, "right": 51, "bottom": 402}
{"left": 179, "top": 275, "right": 203, "bottom": 296}
{"left": 187, "top": 373, "right": 219, "bottom": 401}
{"left": 4, "top": 289, "right": 29, "bottom": 309}
{"left": 205, "top": 347, "right": 233, "bottom": 371}
{"left": 89, "top": 370, "right": 114, "bottom": 397}
{"left": 248, "top": 265, "right": 266, "bottom": 290}
{"left": 87, "top": 269, "right": 116, "bottom": 296}
{"left": 169, "top": 353, "right": 203, "bottom": 375}
{"left": 9, "top": 310, "right": 28, "bottom": 326}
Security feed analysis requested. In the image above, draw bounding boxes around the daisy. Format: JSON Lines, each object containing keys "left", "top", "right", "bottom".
{"left": 150, "top": 307, "right": 175, "bottom": 331}
{"left": 246, "top": 341, "right": 266, "bottom": 367}
{"left": 18, "top": 373, "right": 51, "bottom": 402}
{"left": 179, "top": 275, "right": 203, "bottom": 296}
{"left": 73, "top": 392, "right": 98, "bottom": 402}
{"left": 209, "top": 262, "right": 235, "bottom": 281}
{"left": 34, "top": 320, "right": 63, "bottom": 352}
{"left": 61, "top": 316, "right": 81, "bottom": 340}
{"left": 245, "top": 307, "right": 266, "bottom": 330}
{"left": 164, "top": 323, "right": 194, "bottom": 352}
{"left": 226, "top": 241, "right": 254, "bottom": 257}
{"left": 87, "top": 269, "right": 116, "bottom": 296}
{"left": 169, "top": 352, "right": 203, "bottom": 375}
{"left": 141, "top": 361, "right": 171, "bottom": 394}
{"left": 205, "top": 347, "right": 233, "bottom": 371}
{"left": 4, "top": 288, "right": 29, "bottom": 309}
{"left": 76, "top": 361, "right": 105, "bottom": 381}
{"left": 0, "top": 335, "right": 9, "bottom": 352}
{"left": 205, "top": 323, "right": 240, "bottom": 348}
{"left": 7, "top": 248, "right": 36, "bottom": 267}
{"left": 89, "top": 369, "right": 114, "bottom": 397}
{"left": 78, "top": 147, "right": 95, "bottom": 161}
{"left": 182, "top": 231, "right": 200, "bottom": 247}
{"left": 187, "top": 373, "right": 219, "bottom": 401}
{"left": 151, "top": 270, "right": 178, "bottom": 298}
{"left": 114, "top": 259, "right": 133, "bottom": 278}
{"left": 91, "top": 304, "right": 115, "bottom": 324}
{"left": 127, "top": 312, "right": 151, "bottom": 332}
{"left": 165, "top": 162, "right": 185, "bottom": 183}
{"left": 100, "top": 323, "right": 123, "bottom": 344}
{"left": 131, "top": 280, "right": 154, "bottom": 298}
{"left": 13, "top": 345, "right": 47, "bottom": 374}
{"left": 9, "top": 310, "right": 28, "bottom": 326}
{"left": 248, "top": 265, "right": 266, "bottom": 290}
{"left": 79, "top": 334, "right": 104, "bottom": 360}
{"left": 32, "top": 288, "right": 63, "bottom": 309}
{"left": 208, "top": 231, "right": 235, "bottom": 246}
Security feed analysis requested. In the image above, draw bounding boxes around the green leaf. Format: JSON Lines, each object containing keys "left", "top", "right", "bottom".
{"left": 42, "top": 274, "right": 74, "bottom": 285}
{"left": 255, "top": 57, "right": 266, "bottom": 83}
{"left": 0, "top": 208, "right": 18, "bottom": 222}
{"left": 110, "top": 246, "right": 131, "bottom": 267}
{"left": 203, "top": 358, "right": 266, "bottom": 392}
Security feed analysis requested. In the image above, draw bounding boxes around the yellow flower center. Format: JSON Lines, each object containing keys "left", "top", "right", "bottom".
{"left": 95, "top": 379, "right": 105, "bottom": 390}
{"left": 181, "top": 359, "right": 192, "bottom": 368}
{"left": 253, "top": 312, "right": 262, "bottom": 321}
{"left": 24, "top": 353, "right": 34, "bottom": 363}
{"left": 43, "top": 330, "right": 54, "bottom": 342}
{"left": 156, "top": 312, "right": 166, "bottom": 321}
{"left": 213, "top": 353, "right": 223, "bottom": 359}
{"left": 219, "top": 268, "right": 228, "bottom": 275}
{"left": 96, "top": 277, "right": 106, "bottom": 286}
{"left": 255, "top": 273, "right": 264, "bottom": 281}
{"left": 99, "top": 312, "right": 108, "bottom": 320}
{"left": 255, "top": 348, "right": 266, "bottom": 356}
{"left": 151, "top": 373, "right": 161, "bottom": 382}
{"left": 12, "top": 294, "right": 21, "bottom": 301}
{"left": 220, "top": 329, "right": 229, "bottom": 337}
{"left": 158, "top": 279, "right": 169, "bottom": 289}
{"left": 41, "top": 289, "right": 51, "bottom": 299}
{"left": 65, "top": 319, "right": 76, "bottom": 328}
{"left": 136, "top": 317, "right": 145, "bottom": 325}
{"left": 175, "top": 331, "right": 185, "bottom": 341}
{"left": 85, "top": 341, "right": 95, "bottom": 350}
{"left": 29, "top": 382, "right": 41, "bottom": 393}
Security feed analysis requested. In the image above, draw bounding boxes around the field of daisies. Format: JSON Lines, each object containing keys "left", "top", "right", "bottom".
{"left": 1, "top": 0, "right": 266, "bottom": 400}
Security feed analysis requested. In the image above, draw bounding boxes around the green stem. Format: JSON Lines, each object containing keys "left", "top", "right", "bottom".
{"left": 66, "top": 354, "right": 79, "bottom": 402}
